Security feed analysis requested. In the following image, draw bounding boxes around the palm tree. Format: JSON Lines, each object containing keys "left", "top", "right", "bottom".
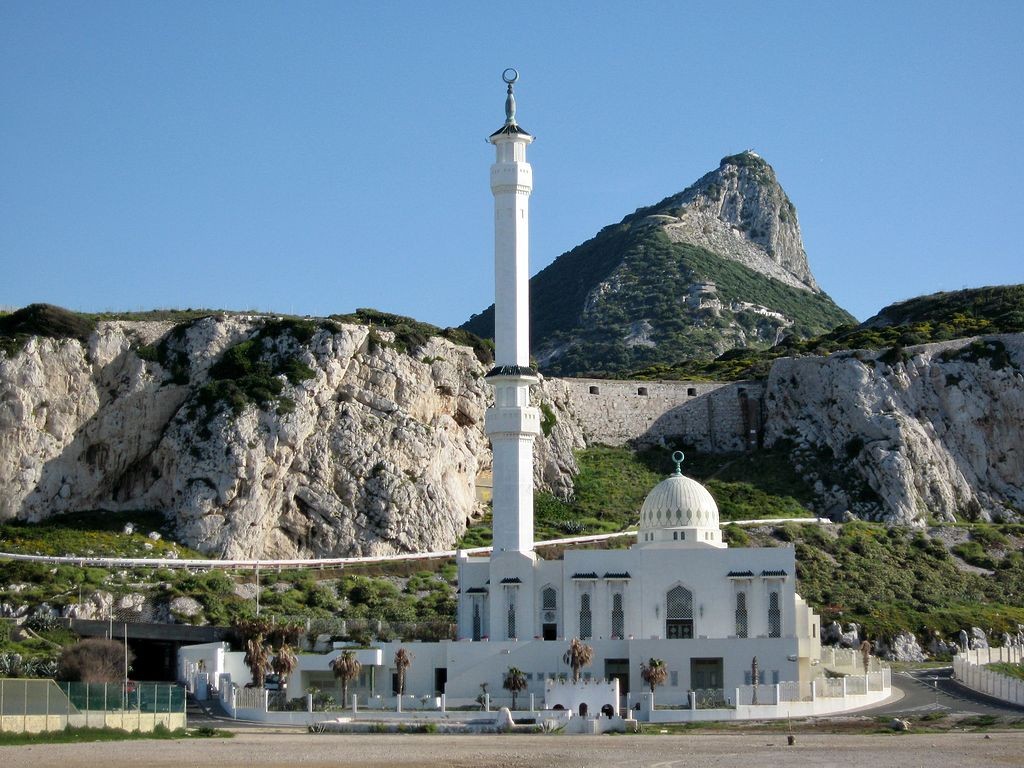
{"left": 640, "top": 658, "right": 668, "bottom": 695}
{"left": 562, "top": 638, "right": 594, "bottom": 684}
{"left": 394, "top": 647, "right": 413, "bottom": 696}
{"left": 330, "top": 650, "right": 362, "bottom": 706}
{"left": 271, "top": 643, "right": 298, "bottom": 694}
{"left": 503, "top": 666, "right": 527, "bottom": 710}
{"left": 236, "top": 618, "right": 272, "bottom": 688}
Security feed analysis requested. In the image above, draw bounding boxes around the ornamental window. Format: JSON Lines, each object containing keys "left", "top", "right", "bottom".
{"left": 666, "top": 585, "right": 694, "bottom": 639}
{"left": 735, "top": 591, "right": 748, "bottom": 638}
{"left": 768, "top": 590, "right": 781, "bottom": 638}
{"left": 611, "top": 593, "right": 624, "bottom": 639}
{"left": 579, "top": 593, "right": 593, "bottom": 640}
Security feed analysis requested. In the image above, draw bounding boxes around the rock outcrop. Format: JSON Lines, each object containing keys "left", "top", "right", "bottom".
{"left": 659, "top": 152, "right": 818, "bottom": 292}
{"left": 764, "top": 335, "right": 1024, "bottom": 525}
{"left": 462, "top": 152, "right": 853, "bottom": 377}
{"left": 0, "top": 316, "right": 584, "bottom": 558}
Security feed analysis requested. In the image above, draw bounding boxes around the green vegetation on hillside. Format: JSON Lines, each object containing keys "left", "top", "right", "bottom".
{"left": 333, "top": 308, "right": 494, "bottom": 365}
{"left": 0, "top": 510, "right": 197, "bottom": 559}
{"left": 765, "top": 521, "right": 1024, "bottom": 643}
{"left": 192, "top": 317, "right": 320, "bottom": 418}
{"left": 522, "top": 230, "right": 851, "bottom": 377}
{"left": 0, "top": 304, "right": 97, "bottom": 357}
{"left": 456, "top": 446, "right": 816, "bottom": 548}
{"left": 632, "top": 283, "right": 1024, "bottom": 381}
{"left": 865, "top": 284, "right": 1024, "bottom": 331}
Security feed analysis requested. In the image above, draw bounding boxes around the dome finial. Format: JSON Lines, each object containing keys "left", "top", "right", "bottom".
{"left": 671, "top": 450, "right": 685, "bottom": 476}
{"left": 502, "top": 68, "right": 519, "bottom": 125}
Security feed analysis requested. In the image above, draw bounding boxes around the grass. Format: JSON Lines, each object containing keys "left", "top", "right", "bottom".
{"left": 988, "top": 662, "right": 1024, "bottom": 681}
{"left": 0, "top": 510, "right": 201, "bottom": 559}
{"left": 458, "top": 445, "right": 818, "bottom": 547}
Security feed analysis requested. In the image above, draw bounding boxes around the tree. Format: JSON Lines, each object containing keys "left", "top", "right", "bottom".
{"left": 562, "top": 638, "right": 594, "bottom": 684}
{"left": 57, "top": 638, "right": 133, "bottom": 683}
{"left": 640, "top": 657, "right": 668, "bottom": 695}
{"left": 394, "top": 647, "right": 413, "bottom": 695}
{"left": 330, "top": 650, "right": 362, "bottom": 705}
{"left": 235, "top": 618, "right": 272, "bottom": 688}
{"left": 503, "top": 666, "right": 527, "bottom": 710}
{"left": 272, "top": 643, "right": 298, "bottom": 693}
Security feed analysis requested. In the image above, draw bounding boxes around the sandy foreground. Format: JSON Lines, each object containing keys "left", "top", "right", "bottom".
{"left": 2, "top": 731, "right": 1024, "bottom": 768}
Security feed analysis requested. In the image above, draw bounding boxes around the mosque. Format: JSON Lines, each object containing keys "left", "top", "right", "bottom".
{"left": 186, "top": 72, "right": 826, "bottom": 717}
{"left": 298, "top": 70, "right": 820, "bottom": 711}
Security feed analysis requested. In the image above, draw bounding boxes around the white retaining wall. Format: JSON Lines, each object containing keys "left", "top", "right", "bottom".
{"left": 953, "top": 646, "right": 1024, "bottom": 707}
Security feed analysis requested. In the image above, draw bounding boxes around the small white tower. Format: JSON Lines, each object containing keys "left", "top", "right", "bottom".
{"left": 486, "top": 69, "right": 541, "bottom": 558}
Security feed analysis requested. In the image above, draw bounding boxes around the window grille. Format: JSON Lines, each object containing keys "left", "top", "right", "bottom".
{"left": 735, "top": 592, "right": 748, "bottom": 638}
{"left": 611, "top": 593, "right": 624, "bottom": 639}
{"left": 666, "top": 585, "right": 694, "bottom": 639}
{"left": 768, "top": 591, "right": 781, "bottom": 638}
{"left": 579, "top": 593, "right": 592, "bottom": 639}
{"left": 472, "top": 603, "right": 481, "bottom": 641}
{"left": 667, "top": 586, "right": 693, "bottom": 619}
{"left": 507, "top": 593, "right": 517, "bottom": 639}
{"left": 542, "top": 587, "right": 557, "bottom": 611}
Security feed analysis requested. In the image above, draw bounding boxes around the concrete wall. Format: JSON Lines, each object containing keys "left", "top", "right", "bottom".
{"left": 556, "top": 378, "right": 763, "bottom": 451}
{"left": 954, "top": 646, "right": 1024, "bottom": 706}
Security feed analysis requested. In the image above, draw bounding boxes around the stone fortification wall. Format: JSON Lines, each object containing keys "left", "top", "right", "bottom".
{"left": 556, "top": 378, "right": 763, "bottom": 452}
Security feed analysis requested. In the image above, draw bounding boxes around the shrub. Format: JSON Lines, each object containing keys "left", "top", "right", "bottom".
{"left": 57, "top": 639, "right": 133, "bottom": 682}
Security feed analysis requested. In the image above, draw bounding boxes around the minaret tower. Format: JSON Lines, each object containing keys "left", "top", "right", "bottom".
{"left": 486, "top": 69, "right": 540, "bottom": 559}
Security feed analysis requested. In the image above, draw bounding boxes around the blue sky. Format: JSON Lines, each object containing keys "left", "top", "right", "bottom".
{"left": 2, "top": 1, "right": 1021, "bottom": 327}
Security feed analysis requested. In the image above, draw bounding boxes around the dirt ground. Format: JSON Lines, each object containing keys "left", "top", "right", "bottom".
{"left": 3, "top": 731, "right": 1024, "bottom": 768}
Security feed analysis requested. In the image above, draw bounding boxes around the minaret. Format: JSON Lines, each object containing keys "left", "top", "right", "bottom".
{"left": 486, "top": 69, "right": 540, "bottom": 558}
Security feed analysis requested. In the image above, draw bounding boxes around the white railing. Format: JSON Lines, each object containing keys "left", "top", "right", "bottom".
{"left": 234, "top": 685, "right": 268, "bottom": 712}
{"left": 778, "top": 684, "right": 802, "bottom": 704}
{"left": 953, "top": 646, "right": 1024, "bottom": 706}
{"left": 815, "top": 677, "right": 845, "bottom": 699}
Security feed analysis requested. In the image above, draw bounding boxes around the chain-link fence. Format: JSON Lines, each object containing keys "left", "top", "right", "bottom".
{"left": 0, "top": 679, "right": 186, "bottom": 734}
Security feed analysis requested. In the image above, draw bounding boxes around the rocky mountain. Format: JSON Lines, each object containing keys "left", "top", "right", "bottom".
{"left": 462, "top": 152, "right": 854, "bottom": 376}
{"left": 0, "top": 307, "right": 584, "bottom": 559}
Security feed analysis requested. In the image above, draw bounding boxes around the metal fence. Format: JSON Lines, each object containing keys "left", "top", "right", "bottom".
{"left": 0, "top": 679, "right": 186, "bottom": 734}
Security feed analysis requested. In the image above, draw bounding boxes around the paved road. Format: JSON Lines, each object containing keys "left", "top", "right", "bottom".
{"left": 872, "top": 666, "right": 1024, "bottom": 718}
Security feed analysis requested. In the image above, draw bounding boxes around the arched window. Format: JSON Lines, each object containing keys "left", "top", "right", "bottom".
{"left": 472, "top": 602, "right": 482, "bottom": 641}
{"left": 611, "top": 593, "right": 624, "bottom": 639}
{"left": 540, "top": 586, "right": 558, "bottom": 641}
{"left": 666, "top": 585, "right": 694, "bottom": 639}
{"left": 579, "top": 593, "right": 592, "bottom": 640}
{"left": 507, "top": 591, "right": 517, "bottom": 639}
{"left": 768, "top": 591, "right": 781, "bottom": 638}
{"left": 735, "top": 592, "right": 748, "bottom": 638}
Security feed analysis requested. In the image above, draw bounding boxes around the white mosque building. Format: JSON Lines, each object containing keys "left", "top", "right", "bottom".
{"left": 183, "top": 72, "right": 884, "bottom": 721}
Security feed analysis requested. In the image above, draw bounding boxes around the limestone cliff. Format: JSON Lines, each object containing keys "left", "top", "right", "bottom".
{"left": 0, "top": 315, "right": 584, "bottom": 558}
{"left": 763, "top": 334, "right": 1024, "bottom": 525}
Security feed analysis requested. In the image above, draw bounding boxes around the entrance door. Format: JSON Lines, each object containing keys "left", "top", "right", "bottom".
{"left": 434, "top": 668, "right": 447, "bottom": 696}
{"left": 690, "top": 658, "right": 723, "bottom": 690}
{"left": 604, "top": 658, "right": 630, "bottom": 708}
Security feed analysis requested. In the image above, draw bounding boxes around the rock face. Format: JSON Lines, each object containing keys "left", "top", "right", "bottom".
{"left": 875, "top": 631, "right": 926, "bottom": 663}
{"left": 0, "top": 316, "right": 584, "bottom": 558}
{"left": 764, "top": 335, "right": 1024, "bottom": 525}
{"left": 659, "top": 152, "right": 818, "bottom": 292}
